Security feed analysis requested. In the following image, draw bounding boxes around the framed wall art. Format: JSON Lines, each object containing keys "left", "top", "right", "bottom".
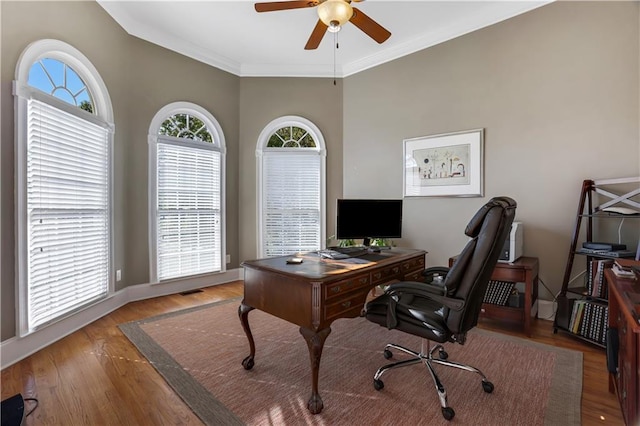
{"left": 403, "top": 128, "right": 484, "bottom": 197}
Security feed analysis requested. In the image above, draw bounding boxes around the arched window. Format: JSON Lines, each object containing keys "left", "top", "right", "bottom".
{"left": 149, "top": 102, "right": 226, "bottom": 282}
{"left": 256, "top": 116, "right": 326, "bottom": 257}
{"left": 13, "top": 39, "right": 113, "bottom": 335}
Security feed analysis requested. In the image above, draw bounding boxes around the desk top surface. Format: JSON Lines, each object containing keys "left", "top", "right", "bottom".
{"left": 242, "top": 247, "right": 426, "bottom": 280}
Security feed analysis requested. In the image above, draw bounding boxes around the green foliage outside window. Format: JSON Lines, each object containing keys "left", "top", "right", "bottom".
{"left": 159, "top": 113, "right": 212, "bottom": 143}
{"left": 267, "top": 126, "right": 316, "bottom": 148}
{"left": 79, "top": 100, "right": 93, "bottom": 113}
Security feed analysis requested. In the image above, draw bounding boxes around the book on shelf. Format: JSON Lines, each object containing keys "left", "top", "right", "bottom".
{"left": 587, "top": 259, "right": 613, "bottom": 298}
{"left": 572, "top": 301, "right": 586, "bottom": 334}
{"left": 568, "top": 299, "right": 608, "bottom": 344}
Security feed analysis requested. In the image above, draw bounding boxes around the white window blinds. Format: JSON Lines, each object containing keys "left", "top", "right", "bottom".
{"left": 156, "top": 140, "right": 222, "bottom": 280}
{"left": 27, "top": 99, "right": 110, "bottom": 330}
{"left": 262, "top": 153, "right": 321, "bottom": 257}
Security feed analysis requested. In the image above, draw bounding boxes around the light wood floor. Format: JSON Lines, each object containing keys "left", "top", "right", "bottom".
{"left": 1, "top": 281, "right": 624, "bottom": 425}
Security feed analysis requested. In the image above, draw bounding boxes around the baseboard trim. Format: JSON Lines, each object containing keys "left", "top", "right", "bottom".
{"left": 0, "top": 268, "right": 243, "bottom": 370}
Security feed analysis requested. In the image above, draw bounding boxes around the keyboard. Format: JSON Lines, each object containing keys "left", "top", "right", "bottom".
{"left": 329, "top": 246, "right": 369, "bottom": 257}
{"left": 318, "top": 250, "right": 350, "bottom": 260}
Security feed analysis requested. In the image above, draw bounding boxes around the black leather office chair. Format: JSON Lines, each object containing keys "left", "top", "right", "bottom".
{"left": 365, "top": 197, "right": 516, "bottom": 421}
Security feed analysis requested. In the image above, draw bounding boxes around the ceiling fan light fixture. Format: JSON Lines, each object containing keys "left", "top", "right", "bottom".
{"left": 327, "top": 22, "right": 341, "bottom": 33}
{"left": 318, "top": 0, "right": 353, "bottom": 31}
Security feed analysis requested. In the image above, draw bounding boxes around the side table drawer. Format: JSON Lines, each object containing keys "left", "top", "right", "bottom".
{"left": 491, "top": 267, "right": 525, "bottom": 282}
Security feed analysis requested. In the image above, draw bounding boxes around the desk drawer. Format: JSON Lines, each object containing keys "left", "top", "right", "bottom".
{"left": 403, "top": 270, "right": 424, "bottom": 282}
{"left": 325, "top": 274, "right": 370, "bottom": 301}
{"left": 402, "top": 256, "right": 425, "bottom": 274}
{"left": 325, "top": 292, "right": 366, "bottom": 321}
{"left": 371, "top": 264, "right": 402, "bottom": 285}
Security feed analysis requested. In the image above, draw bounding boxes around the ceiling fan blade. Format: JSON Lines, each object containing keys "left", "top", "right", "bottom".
{"left": 349, "top": 7, "right": 391, "bottom": 44}
{"left": 304, "top": 19, "right": 328, "bottom": 50}
{"left": 255, "top": 1, "right": 319, "bottom": 13}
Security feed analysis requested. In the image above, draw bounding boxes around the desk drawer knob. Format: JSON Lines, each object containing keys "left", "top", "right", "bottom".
{"left": 331, "top": 286, "right": 341, "bottom": 293}
{"left": 342, "top": 301, "right": 351, "bottom": 308}
{"left": 373, "top": 273, "right": 381, "bottom": 280}
{"left": 359, "top": 278, "right": 368, "bottom": 284}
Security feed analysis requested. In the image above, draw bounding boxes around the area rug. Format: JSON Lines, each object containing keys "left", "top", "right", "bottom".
{"left": 119, "top": 298, "right": 582, "bottom": 426}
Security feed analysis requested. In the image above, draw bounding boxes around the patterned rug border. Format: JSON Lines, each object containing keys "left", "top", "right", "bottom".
{"left": 119, "top": 297, "right": 582, "bottom": 426}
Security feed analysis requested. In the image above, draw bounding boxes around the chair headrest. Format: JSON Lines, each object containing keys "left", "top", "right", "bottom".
{"left": 465, "top": 197, "right": 517, "bottom": 238}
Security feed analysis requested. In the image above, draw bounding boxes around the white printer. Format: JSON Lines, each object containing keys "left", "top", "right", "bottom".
{"left": 498, "top": 221, "right": 523, "bottom": 263}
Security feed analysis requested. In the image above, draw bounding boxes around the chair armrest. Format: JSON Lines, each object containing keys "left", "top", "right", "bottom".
{"left": 386, "top": 281, "right": 465, "bottom": 311}
{"left": 387, "top": 280, "right": 445, "bottom": 296}
{"left": 422, "top": 266, "right": 450, "bottom": 279}
{"left": 420, "top": 266, "right": 451, "bottom": 293}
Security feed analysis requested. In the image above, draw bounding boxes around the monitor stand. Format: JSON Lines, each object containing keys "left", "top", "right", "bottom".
{"left": 362, "top": 237, "right": 380, "bottom": 252}
{"left": 362, "top": 237, "right": 390, "bottom": 252}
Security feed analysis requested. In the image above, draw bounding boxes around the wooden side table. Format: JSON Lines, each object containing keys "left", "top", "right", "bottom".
{"left": 449, "top": 256, "right": 539, "bottom": 336}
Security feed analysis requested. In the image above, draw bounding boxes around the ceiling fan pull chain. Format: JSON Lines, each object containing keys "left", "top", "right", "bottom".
{"left": 333, "top": 31, "right": 338, "bottom": 86}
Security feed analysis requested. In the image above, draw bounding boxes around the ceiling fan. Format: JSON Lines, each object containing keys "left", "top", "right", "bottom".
{"left": 254, "top": 0, "right": 391, "bottom": 50}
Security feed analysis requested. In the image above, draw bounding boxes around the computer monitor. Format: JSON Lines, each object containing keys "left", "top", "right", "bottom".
{"left": 336, "top": 199, "right": 402, "bottom": 246}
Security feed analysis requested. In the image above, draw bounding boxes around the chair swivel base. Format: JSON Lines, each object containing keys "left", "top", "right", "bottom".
{"left": 372, "top": 340, "right": 494, "bottom": 421}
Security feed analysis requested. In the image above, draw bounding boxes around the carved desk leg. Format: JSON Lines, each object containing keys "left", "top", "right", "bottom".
{"left": 238, "top": 301, "right": 256, "bottom": 370}
{"left": 299, "top": 326, "right": 331, "bottom": 414}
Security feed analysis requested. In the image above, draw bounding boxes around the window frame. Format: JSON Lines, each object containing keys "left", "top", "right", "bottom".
{"left": 148, "top": 102, "right": 227, "bottom": 283}
{"left": 13, "top": 39, "right": 114, "bottom": 336}
{"left": 256, "top": 116, "right": 327, "bottom": 258}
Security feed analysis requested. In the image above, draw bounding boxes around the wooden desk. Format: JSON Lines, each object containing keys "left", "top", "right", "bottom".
{"left": 606, "top": 266, "right": 640, "bottom": 426}
{"left": 239, "top": 248, "right": 426, "bottom": 414}
{"left": 449, "top": 256, "right": 539, "bottom": 336}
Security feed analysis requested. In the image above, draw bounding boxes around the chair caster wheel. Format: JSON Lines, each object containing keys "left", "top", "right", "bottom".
{"left": 373, "top": 379, "right": 384, "bottom": 391}
{"left": 482, "top": 380, "right": 494, "bottom": 393}
{"left": 438, "top": 349, "right": 448, "bottom": 360}
{"left": 441, "top": 407, "right": 455, "bottom": 420}
{"left": 383, "top": 349, "right": 393, "bottom": 359}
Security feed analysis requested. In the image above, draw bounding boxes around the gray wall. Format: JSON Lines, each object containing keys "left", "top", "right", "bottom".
{"left": 343, "top": 1, "right": 640, "bottom": 298}
{"left": 238, "top": 78, "right": 343, "bottom": 263}
{"left": 0, "top": 1, "right": 240, "bottom": 340}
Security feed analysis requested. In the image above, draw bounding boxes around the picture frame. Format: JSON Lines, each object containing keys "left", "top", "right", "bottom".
{"left": 403, "top": 128, "right": 484, "bottom": 197}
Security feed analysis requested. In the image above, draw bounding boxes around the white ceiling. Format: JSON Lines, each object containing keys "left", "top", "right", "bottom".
{"left": 97, "top": 0, "right": 551, "bottom": 78}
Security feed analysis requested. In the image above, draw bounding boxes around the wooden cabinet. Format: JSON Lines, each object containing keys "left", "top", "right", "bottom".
{"left": 606, "top": 267, "right": 640, "bottom": 426}
{"left": 449, "top": 256, "right": 539, "bottom": 336}
{"left": 555, "top": 177, "right": 640, "bottom": 347}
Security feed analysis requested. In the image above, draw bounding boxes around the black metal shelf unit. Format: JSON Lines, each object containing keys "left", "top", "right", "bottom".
{"left": 553, "top": 177, "right": 640, "bottom": 348}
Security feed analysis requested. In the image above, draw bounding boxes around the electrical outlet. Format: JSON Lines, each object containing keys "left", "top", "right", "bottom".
{"left": 116, "top": 269, "right": 122, "bottom": 281}
{"left": 226, "top": 254, "right": 231, "bottom": 264}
